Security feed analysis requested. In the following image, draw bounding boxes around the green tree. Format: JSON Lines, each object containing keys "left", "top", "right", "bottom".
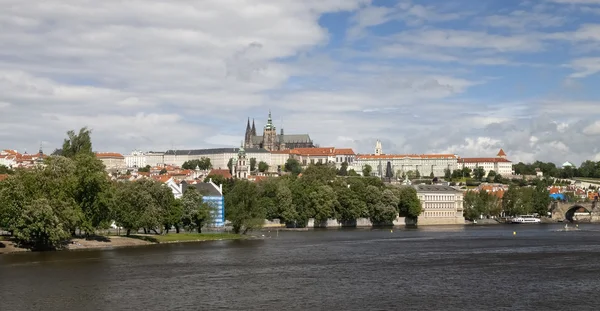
{"left": 13, "top": 198, "right": 72, "bottom": 250}
{"left": 309, "top": 185, "right": 338, "bottom": 224}
{"left": 0, "top": 165, "right": 14, "bottom": 175}
{"left": 473, "top": 167, "right": 486, "bottom": 180}
{"left": 362, "top": 164, "right": 372, "bottom": 177}
{"left": 370, "top": 189, "right": 398, "bottom": 225}
{"left": 113, "top": 180, "right": 169, "bottom": 235}
{"left": 502, "top": 185, "right": 520, "bottom": 216}
{"left": 73, "top": 153, "right": 113, "bottom": 234}
{"left": 337, "top": 162, "right": 348, "bottom": 176}
{"left": 250, "top": 158, "right": 257, "bottom": 172}
{"left": 225, "top": 180, "right": 266, "bottom": 234}
{"left": 348, "top": 169, "right": 359, "bottom": 176}
{"left": 182, "top": 158, "right": 211, "bottom": 170}
{"left": 302, "top": 163, "right": 337, "bottom": 184}
{"left": 164, "top": 199, "right": 183, "bottom": 233}
{"left": 533, "top": 183, "right": 551, "bottom": 216}
{"left": 276, "top": 181, "right": 297, "bottom": 225}
{"left": 258, "top": 161, "right": 269, "bottom": 173}
{"left": 415, "top": 170, "right": 421, "bottom": 179}
{"left": 335, "top": 184, "right": 366, "bottom": 224}
{"left": 159, "top": 168, "right": 168, "bottom": 175}
{"left": 493, "top": 174, "right": 503, "bottom": 183}
{"left": 61, "top": 127, "right": 93, "bottom": 158}
{"left": 227, "top": 158, "right": 234, "bottom": 174}
{"left": 138, "top": 165, "right": 151, "bottom": 172}
{"left": 284, "top": 158, "right": 303, "bottom": 176}
{"left": 429, "top": 171, "right": 434, "bottom": 178}
{"left": 181, "top": 187, "right": 214, "bottom": 233}
{"left": 397, "top": 186, "right": 422, "bottom": 221}
{"left": 444, "top": 168, "right": 451, "bottom": 179}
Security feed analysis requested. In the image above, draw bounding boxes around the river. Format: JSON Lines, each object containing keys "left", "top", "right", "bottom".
{"left": 2, "top": 224, "right": 600, "bottom": 310}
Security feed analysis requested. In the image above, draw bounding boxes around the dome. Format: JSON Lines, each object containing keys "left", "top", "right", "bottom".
{"left": 562, "top": 161, "right": 574, "bottom": 168}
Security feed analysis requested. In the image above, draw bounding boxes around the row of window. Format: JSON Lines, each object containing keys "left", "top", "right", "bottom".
{"left": 425, "top": 203, "right": 455, "bottom": 209}
{"left": 424, "top": 195, "right": 455, "bottom": 201}
{"left": 425, "top": 211, "right": 455, "bottom": 217}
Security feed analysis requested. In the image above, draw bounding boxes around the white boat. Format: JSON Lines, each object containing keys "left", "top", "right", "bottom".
{"left": 511, "top": 215, "right": 541, "bottom": 224}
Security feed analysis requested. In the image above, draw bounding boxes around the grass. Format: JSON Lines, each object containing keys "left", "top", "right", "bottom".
{"left": 127, "top": 233, "right": 243, "bottom": 244}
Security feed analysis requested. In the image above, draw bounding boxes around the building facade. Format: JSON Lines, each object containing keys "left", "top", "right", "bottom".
{"left": 353, "top": 141, "right": 458, "bottom": 178}
{"left": 95, "top": 152, "right": 126, "bottom": 171}
{"left": 458, "top": 149, "right": 513, "bottom": 177}
{"left": 289, "top": 147, "right": 356, "bottom": 169}
{"left": 244, "top": 111, "right": 314, "bottom": 151}
{"left": 124, "top": 150, "right": 147, "bottom": 168}
{"left": 231, "top": 146, "right": 250, "bottom": 179}
{"left": 413, "top": 184, "right": 465, "bottom": 225}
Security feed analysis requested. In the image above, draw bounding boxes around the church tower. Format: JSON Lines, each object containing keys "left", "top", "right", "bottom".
{"left": 375, "top": 140, "right": 382, "bottom": 155}
{"left": 244, "top": 118, "right": 252, "bottom": 148}
{"left": 262, "top": 110, "right": 277, "bottom": 151}
{"left": 234, "top": 142, "right": 250, "bottom": 179}
{"left": 251, "top": 119, "right": 257, "bottom": 136}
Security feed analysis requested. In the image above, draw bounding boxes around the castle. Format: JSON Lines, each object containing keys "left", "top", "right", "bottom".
{"left": 244, "top": 111, "right": 314, "bottom": 151}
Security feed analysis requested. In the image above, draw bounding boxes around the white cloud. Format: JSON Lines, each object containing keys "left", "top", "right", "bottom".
{"left": 567, "top": 57, "right": 600, "bottom": 78}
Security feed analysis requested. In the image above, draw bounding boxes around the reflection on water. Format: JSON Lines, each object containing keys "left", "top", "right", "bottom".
{"left": 2, "top": 224, "right": 600, "bottom": 311}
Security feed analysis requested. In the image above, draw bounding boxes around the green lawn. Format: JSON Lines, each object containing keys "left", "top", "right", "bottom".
{"left": 128, "top": 233, "right": 243, "bottom": 243}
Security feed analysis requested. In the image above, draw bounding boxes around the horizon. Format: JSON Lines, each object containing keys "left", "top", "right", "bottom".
{"left": 2, "top": 0, "right": 600, "bottom": 165}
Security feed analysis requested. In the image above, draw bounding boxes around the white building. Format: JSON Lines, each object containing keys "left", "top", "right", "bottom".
{"left": 353, "top": 141, "right": 458, "bottom": 177}
{"left": 413, "top": 184, "right": 465, "bottom": 225}
{"left": 124, "top": 150, "right": 147, "bottom": 168}
{"left": 95, "top": 152, "right": 126, "bottom": 171}
{"left": 289, "top": 147, "right": 356, "bottom": 169}
{"left": 231, "top": 146, "right": 251, "bottom": 179}
{"left": 458, "top": 149, "right": 512, "bottom": 177}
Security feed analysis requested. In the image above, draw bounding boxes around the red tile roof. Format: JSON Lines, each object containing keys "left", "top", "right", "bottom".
{"left": 497, "top": 149, "right": 507, "bottom": 157}
{"left": 334, "top": 148, "right": 355, "bottom": 155}
{"left": 459, "top": 158, "right": 511, "bottom": 163}
{"left": 208, "top": 169, "right": 232, "bottom": 179}
{"left": 95, "top": 152, "right": 124, "bottom": 159}
{"left": 357, "top": 154, "right": 457, "bottom": 160}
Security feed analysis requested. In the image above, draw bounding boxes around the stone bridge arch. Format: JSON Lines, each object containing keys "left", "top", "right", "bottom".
{"left": 565, "top": 205, "right": 593, "bottom": 223}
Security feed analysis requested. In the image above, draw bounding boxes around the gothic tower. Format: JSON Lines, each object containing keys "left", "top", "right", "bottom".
{"left": 251, "top": 119, "right": 257, "bottom": 136}
{"left": 375, "top": 140, "right": 382, "bottom": 155}
{"left": 263, "top": 110, "right": 277, "bottom": 151}
{"left": 244, "top": 118, "right": 251, "bottom": 148}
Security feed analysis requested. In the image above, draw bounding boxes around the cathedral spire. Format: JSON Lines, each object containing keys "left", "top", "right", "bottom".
{"left": 246, "top": 118, "right": 251, "bottom": 131}
{"left": 251, "top": 119, "right": 256, "bottom": 136}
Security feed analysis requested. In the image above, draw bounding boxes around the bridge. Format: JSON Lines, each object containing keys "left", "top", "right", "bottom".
{"left": 550, "top": 201, "right": 600, "bottom": 222}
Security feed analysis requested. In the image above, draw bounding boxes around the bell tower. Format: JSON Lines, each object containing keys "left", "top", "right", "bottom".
{"left": 262, "top": 110, "right": 277, "bottom": 151}
{"left": 375, "top": 139, "right": 382, "bottom": 155}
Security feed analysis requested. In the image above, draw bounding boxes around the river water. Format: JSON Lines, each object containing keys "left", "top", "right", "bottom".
{"left": 2, "top": 224, "right": 600, "bottom": 311}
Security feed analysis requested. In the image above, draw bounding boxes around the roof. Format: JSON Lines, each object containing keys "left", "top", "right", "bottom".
{"left": 497, "top": 149, "right": 507, "bottom": 157}
{"left": 356, "top": 154, "right": 458, "bottom": 160}
{"left": 251, "top": 134, "right": 312, "bottom": 144}
{"left": 208, "top": 169, "right": 232, "bottom": 179}
{"left": 459, "top": 157, "right": 511, "bottom": 163}
{"left": 181, "top": 181, "right": 222, "bottom": 196}
{"left": 164, "top": 147, "right": 269, "bottom": 156}
{"left": 96, "top": 152, "right": 124, "bottom": 159}
{"left": 334, "top": 148, "right": 355, "bottom": 155}
{"left": 414, "top": 184, "right": 460, "bottom": 193}
{"left": 0, "top": 174, "right": 9, "bottom": 181}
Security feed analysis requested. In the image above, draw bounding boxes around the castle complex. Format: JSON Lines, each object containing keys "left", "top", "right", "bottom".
{"left": 244, "top": 111, "right": 314, "bottom": 151}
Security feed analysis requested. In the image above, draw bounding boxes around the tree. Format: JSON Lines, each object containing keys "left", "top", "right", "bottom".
{"left": 258, "top": 161, "right": 269, "bottom": 173}
{"left": 335, "top": 184, "right": 366, "bottom": 224}
{"left": 159, "top": 168, "right": 168, "bottom": 175}
{"left": 473, "top": 167, "right": 486, "bottom": 180}
{"left": 429, "top": 171, "right": 434, "bottom": 178}
{"left": 138, "top": 165, "right": 151, "bottom": 172}
{"left": 302, "top": 163, "right": 337, "bottom": 184}
{"left": 227, "top": 158, "right": 234, "bottom": 174}
{"left": 348, "top": 169, "right": 359, "bottom": 176}
{"left": 337, "top": 162, "right": 348, "bottom": 176}
{"left": 182, "top": 158, "right": 212, "bottom": 170}
{"left": 0, "top": 165, "right": 14, "bottom": 175}
{"left": 250, "top": 158, "right": 257, "bottom": 172}
{"left": 533, "top": 183, "right": 551, "bottom": 216}
{"left": 276, "top": 182, "right": 297, "bottom": 225}
{"left": 61, "top": 127, "right": 93, "bottom": 158}
{"left": 493, "top": 174, "right": 503, "bottom": 183}
{"left": 73, "top": 153, "right": 113, "bottom": 234}
{"left": 113, "top": 180, "right": 169, "bottom": 235}
{"left": 181, "top": 187, "right": 213, "bottom": 233}
{"left": 309, "top": 185, "right": 338, "bottom": 224}
{"left": 225, "top": 180, "right": 266, "bottom": 234}
{"left": 13, "top": 198, "right": 72, "bottom": 250}
{"left": 415, "top": 170, "right": 421, "bottom": 179}
{"left": 284, "top": 158, "right": 302, "bottom": 176}
{"left": 164, "top": 199, "right": 184, "bottom": 233}
{"left": 362, "top": 164, "right": 372, "bottom": 177}
{"left": 370, "top": 189, "right": 398, "bottom": 225}
{"left": 502, "top": 185, "right": 520, "bottom": 216}
{"left": 396, "top": 186, "right": 422, "bottom": 221}
{"left": 444, "top": 168, "right": 451, "bottom": 180}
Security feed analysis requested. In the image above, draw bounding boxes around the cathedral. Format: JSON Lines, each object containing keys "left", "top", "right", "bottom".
{"left": 244, "top": 111, "right": 314, "bottom": 151}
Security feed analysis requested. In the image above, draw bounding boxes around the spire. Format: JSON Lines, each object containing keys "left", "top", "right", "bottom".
{"left": 264, "top": 110, "right": 275, "bottom": 130}
{"left": 246, "top": 118, "right": 251, "bottom": 131}
{"left": 251, "top": 119, "right": 256, "bottom": 136}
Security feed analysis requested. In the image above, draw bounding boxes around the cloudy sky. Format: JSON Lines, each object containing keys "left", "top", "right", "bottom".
{"left": 1, "top": 0, "right": 600, "bottom": 165}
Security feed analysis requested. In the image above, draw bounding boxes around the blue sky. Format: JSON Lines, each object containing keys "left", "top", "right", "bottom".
{"left": 1, "top": 0, "right": 600, "bottom": 164}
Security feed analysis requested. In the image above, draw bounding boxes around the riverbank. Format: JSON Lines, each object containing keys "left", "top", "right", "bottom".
{"left": 0, "top": 233, "right": 244, "bottom": 254}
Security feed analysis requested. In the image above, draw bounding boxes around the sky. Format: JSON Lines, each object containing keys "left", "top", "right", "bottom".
{"left": 1, "top": 0, "right": 600, "bottom": 165}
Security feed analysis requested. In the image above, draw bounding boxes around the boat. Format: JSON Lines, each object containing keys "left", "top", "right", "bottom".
{"left": 510, "top": 215, "right": 541, "bottom": 224}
